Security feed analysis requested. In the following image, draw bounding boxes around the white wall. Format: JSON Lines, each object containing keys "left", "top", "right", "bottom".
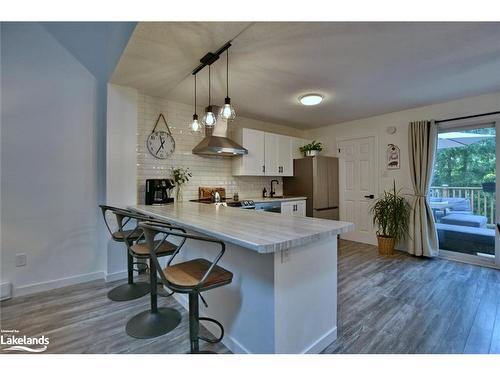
{"left": 105, "top": 84, "right": 138, "bottom": 278}
{"left": 1, "top": 23, "right": 103, "bottom": 295}
{"left": 305, "top": 91, "right": 500, "bottom": 244}
{"left": 0, "top": 23, "right": 135, "bottom": 296}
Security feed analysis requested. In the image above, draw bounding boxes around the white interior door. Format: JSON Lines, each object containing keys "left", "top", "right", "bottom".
{"left": 337, "top": 136, "right": 377, "bottom": 244}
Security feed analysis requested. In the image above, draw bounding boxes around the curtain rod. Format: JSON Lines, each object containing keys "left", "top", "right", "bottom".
{"left": 436, "top": 110, "right": 500, "bottom": 124}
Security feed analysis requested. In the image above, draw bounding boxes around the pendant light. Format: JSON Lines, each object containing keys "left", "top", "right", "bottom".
{"left": 201, "top": 65, "right": 217, "bottom": 128}
{"left": 188, "top": 74, "right": 202, "bottom": 132}
{"left": 219, "top": 48, "right": 236, "bottom": 121}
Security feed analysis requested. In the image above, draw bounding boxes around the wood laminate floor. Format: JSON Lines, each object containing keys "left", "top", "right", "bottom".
{"left": 1, "top": 239, "right": 500, "bottom": 354}
{"left": 325, "top": 240, "right": 500, "bottom": 354}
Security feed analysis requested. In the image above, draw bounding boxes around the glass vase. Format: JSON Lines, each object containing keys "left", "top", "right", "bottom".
{"left": 175, "top": 185, "right": 183, "bottom": 202}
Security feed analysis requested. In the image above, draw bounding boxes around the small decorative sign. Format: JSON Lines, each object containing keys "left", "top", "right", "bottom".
{"left": 386, "top": 144, "right": 400, "bottom": 169}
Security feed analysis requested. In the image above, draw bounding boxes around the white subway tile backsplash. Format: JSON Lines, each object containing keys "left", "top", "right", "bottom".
{"left": 136, "top": 94, "right": 300, "bottom": 203}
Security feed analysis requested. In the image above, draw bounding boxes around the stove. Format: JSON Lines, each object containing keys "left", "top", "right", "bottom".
{"left": 190, "top": 198, "right": 255, "bottom": 209}
{"left": 227, "top": 200, "right": 255, "bottom": 209}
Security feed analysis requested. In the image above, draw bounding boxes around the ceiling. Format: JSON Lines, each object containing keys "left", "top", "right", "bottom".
{"left": 111, "top": 22, "right": 500, "bottom": 129}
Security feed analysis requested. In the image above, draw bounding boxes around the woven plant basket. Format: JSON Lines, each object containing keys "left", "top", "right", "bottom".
{"left": 377, "top": 235, "right": 396, "bottom": 256}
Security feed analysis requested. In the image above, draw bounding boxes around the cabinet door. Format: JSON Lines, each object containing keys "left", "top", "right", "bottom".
{"left": 281, "top": 201, "right": 295, "bottom": 216}
{"left": 281, "top": 200, "right": 306, "bottom": 216}
{"left": 235, "top": 128, "right": 265, "bottom": 175}
{"left": 264, "top": 133, "right": 280, "bottom": 175}
{"left": 294, "top": 201, "right": 306, "bottom": 216}
{"left": 278, "top": 135, "right": 294, "bottom": 177}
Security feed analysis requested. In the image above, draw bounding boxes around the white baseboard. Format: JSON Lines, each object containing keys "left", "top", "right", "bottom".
{"left": 302, "top": 326, "right": 337, "bottom": 354}
{"left": 172, "top": 293, "right": 251, "bottom": 354}
{"left": 13, "top": 271, "right": 105, "bottom": 298}
{"left": 105, "top": 270, "right": 128, "bottom": 282}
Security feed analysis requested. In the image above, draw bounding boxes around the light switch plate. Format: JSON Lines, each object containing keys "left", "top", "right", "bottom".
{"left": 15, "top": 253, "right": 27, "bottom": 267}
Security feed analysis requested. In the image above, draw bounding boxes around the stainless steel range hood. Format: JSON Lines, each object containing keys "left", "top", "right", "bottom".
{"left": 192, "top": 115, "right": 248, "bottom": 157}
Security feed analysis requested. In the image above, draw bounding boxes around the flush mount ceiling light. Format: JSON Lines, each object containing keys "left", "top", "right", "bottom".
{"left": 299, "top": 94, "right": 323, "bottom": 106}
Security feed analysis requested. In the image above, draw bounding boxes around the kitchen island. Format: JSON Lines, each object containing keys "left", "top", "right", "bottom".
{"left": 131, "top": 202, "right": 354, "bottom": 354}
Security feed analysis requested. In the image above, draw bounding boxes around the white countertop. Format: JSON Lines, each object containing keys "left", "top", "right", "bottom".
{"left": 130, "top": 202, "right": 354, "bottom": 254}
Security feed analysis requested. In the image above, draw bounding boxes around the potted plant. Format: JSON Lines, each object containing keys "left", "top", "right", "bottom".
{"left": 299, "top": 140, "right": 323, "bottom": 157}
{"left": 482, "top": 173, "right": 496, "bottom": 193}
{"left": 370, "top": 182, "right": 411, "bottom": 256}
{"left": 171, "top": 167, "right": 192, "bottom": 202}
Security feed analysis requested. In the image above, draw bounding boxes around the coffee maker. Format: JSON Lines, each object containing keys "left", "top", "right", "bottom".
{"left": 145, "top": 179, "right": 175, "bottom": 205}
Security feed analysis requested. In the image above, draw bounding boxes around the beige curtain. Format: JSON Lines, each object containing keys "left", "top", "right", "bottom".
{"left": 408, "top": 120, "right": 439, "bottom": 257}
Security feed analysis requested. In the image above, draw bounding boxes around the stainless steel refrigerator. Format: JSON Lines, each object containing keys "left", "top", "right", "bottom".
{"left": 283, "top": 156, "right": 339, "bottom": 220}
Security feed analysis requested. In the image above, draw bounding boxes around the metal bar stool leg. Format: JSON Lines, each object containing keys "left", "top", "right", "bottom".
{"left": 107, "top": 240, "right": 150, "bottom": 302}
{"left": 189, "top": 292, "right": 200, "bottom": 353}
{"left": 187, "top": 292, "right": 224, "bottom": 354}
{"left": 125, "top": 257, "right": 181, "bottom": 339}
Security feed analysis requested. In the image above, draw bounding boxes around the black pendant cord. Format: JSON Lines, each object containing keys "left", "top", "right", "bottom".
{"left": 208, "top": 65, "right": 211, "bottom": 106}
{"left": 194, "top": 74, "right": 197, "bottom": 114}
{"left": 226, "top": 49, "right": 229, "bottom": 97}
{"left": 436, "top": 111, "right": 500, "bottom": 124}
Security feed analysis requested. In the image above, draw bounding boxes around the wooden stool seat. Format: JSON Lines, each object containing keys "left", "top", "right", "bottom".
{"left": 130, "top": 240, "right": 176, "bottom": 257}
{"left": 165, "top": 259, "right": 233, "bottom": 290}
{"left": 112, "top": 230, "right": 141, "bottom": 242}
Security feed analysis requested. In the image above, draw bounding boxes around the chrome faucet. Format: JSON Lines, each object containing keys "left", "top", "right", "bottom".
{"left": 270, "top": 179, "right": 279, "bottom": 198}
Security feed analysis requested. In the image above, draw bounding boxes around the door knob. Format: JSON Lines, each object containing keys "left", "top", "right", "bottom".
{"left": 364, "top": 194, "right": 375, "bottom": 199}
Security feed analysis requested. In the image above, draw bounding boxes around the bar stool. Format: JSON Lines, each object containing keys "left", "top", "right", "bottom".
{"left": 119, "top": 212, "right": 183, "bottom": 339}
{"left": 99, "top": 205, "right": 150, "bottom": 301}
{"left": 140, "top": 222, "right": 233, "bottom": 354}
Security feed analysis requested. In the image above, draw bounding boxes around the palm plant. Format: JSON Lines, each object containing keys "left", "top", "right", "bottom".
{"left": 370, "top": 181, "right": 411, "bottom": 255}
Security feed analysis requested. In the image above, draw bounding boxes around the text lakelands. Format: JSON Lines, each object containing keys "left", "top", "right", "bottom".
{"left": 1, "top": 335, "right": 50, "bottom": 345}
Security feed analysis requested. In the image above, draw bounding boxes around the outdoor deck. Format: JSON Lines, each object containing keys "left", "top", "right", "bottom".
{"left": 430, "top": 186, "right": 496, "bottom": 257}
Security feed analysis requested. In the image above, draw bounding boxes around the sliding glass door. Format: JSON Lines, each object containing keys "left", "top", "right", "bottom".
{"left": 431, "top": 123, "right": 498, "bottom": 265}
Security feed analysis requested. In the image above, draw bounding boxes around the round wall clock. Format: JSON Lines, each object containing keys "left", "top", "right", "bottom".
{"left": 147, "top": 114, "right": 175, "bottom": 159}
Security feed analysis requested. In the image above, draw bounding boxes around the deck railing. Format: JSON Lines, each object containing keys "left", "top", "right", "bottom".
{"left": 429, "top": 186, "right": 496, "bottom": 227}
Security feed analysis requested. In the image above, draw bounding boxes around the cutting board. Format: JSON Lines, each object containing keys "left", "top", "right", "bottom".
{"left": 199, "top": 187, "right": 226, "bottom": 200}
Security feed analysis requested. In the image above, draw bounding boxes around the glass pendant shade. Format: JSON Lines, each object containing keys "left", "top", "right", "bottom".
{"left": 189, "top": 114, "right": 202, "bottom": 133}
{"left": 202, "top": 105, "right": 217, "bottom": 127}
{"left": 219, "top": 97, "right": 236, "bottom": 121}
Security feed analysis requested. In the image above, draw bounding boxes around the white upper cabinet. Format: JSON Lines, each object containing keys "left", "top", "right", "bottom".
{"left": 232, "top": 128, "right": 266, "bottom": 176}
{"left": 275, "top": 134, "right": 293, "bottom": 177}
{"left": 232, "top": 128, "right": 309, "bottom": 177}
{"left": 264, "top": 132, "right": 280, "bottom": 175}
